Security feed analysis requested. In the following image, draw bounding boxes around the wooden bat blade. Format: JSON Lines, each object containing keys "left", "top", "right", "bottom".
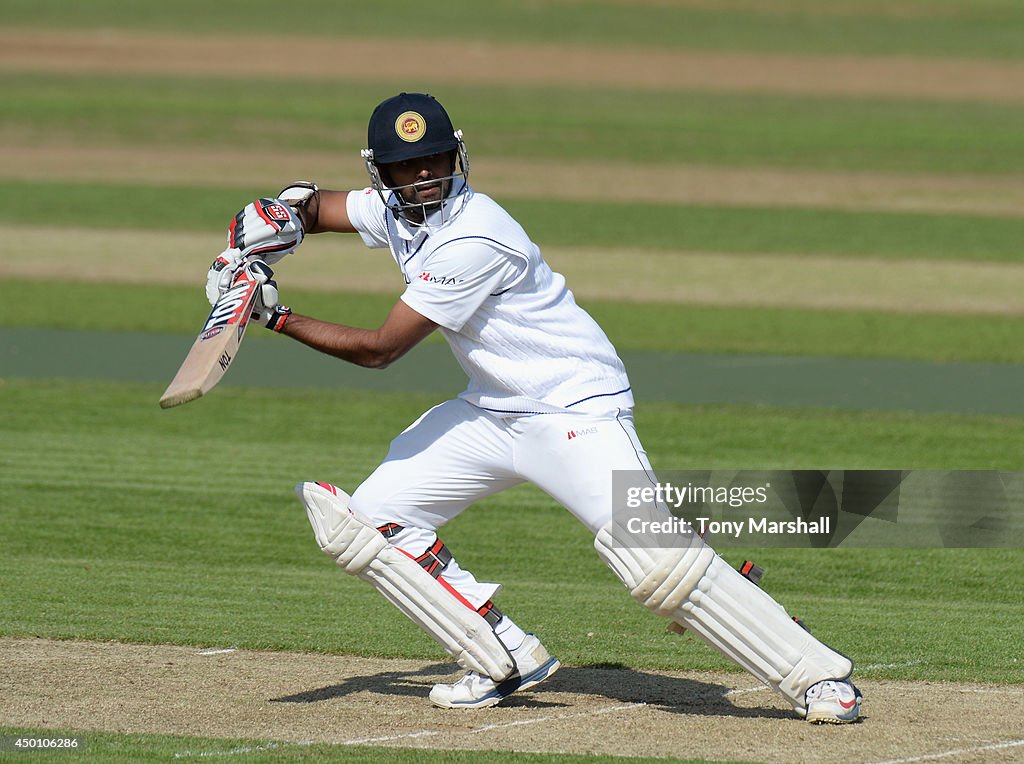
{"left": 159, "top": 383, "right": 203, "bottom": 409}
{"left": 158, "top": 326, "right": 242, "bottom": 408}
{"left": 159, "top": 269, "right": 262, "bottom": 409}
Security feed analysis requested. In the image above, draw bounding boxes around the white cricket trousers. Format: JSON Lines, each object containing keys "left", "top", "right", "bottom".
{"left": 349, "top": 398, "right": 655, "bottom": 610}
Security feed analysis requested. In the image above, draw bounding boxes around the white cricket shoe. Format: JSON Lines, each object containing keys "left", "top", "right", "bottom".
{"left": 429, "top": 634, "right": 560, "bottom": 709}
{"left": 804, "top": 679, "right": 862, "bottom": 724}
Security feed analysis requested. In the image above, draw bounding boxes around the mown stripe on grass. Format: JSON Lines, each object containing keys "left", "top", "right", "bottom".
{"left": 640, "top": 0, "right": 1019, "bottom": 18}
{"left": 543, "top": 248, "right": 1024, "bottom": 315}
{"left": 3, "top": 0, "right": 1023, "bottom": 58}
{"left": 4, "top": 327, "right": 1023, "bottom": 416}
{"left": 5, "top": 29, "right": 1024, "bottom": 103}
{"left": 7, "top": 144, "right": 1024, "bottom": 219}
{"left": 5, "top": 377, "right": 1024, "bottom": 474}
{"left": 5, "top": 228, "right": 1024, "bottom": 321}
{"left": 4, "top": 279, "right": 1022, "bottom": 363}
{"left": 9, "top": 186, "right": 1024, "bottom": 264}
{"left": 5, "top": 74, "right": 1024, "bottom": 174}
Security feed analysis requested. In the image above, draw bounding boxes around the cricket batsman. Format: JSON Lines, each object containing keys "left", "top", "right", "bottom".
{"left": 205, "top": 92, "right": 862, "bottom": 722}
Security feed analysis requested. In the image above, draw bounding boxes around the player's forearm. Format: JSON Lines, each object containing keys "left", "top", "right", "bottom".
{"left": 279, "top": 313, "right": 399, "bottom": 368}
{"left": 306, "top": 190, "right": 357, "bottom": 234}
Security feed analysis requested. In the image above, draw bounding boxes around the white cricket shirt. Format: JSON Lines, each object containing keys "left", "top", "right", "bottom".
{"left": 346, "top": 183, "right": 633, "bottom": 416}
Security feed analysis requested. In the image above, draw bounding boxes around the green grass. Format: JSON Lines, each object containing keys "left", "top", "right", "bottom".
{"left": 4, "top": 0, "right": 1024, "bottom": 58}
{"left": 507, "top": 200, "right": 1024, "bottom": 261}
{"left": 588, "top": 300, "right": 1024, "bottom": 364}
{"left": 0, "top": 727, "right": 707, "bottom": 764}
{"left": 7, "top": 74, "right": 1024, "bottom": 174}
{"left": 2, "top": 9, "right": 1022, "bottom": 761}
{"left": 1, "top": 379, "right": 1022, "bottom": 683}
{"left": 4, "top": 5, "right": 1022, "bottom": 761}
{"left": 3, "top": 281, "right": 1023, "bottom": 363}
{"left": 11, "top": 182, "right": 1024, "bottom": 262}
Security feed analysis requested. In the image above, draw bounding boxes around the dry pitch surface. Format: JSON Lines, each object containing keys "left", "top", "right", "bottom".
{"left": 4, "top": 638, "right": 1024, "bottom": 763}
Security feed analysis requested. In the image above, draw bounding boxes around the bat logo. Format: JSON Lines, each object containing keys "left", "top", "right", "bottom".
{"left": 159, "top": 262, "right": 260, "bottom": 409}
{"left": 203, "top": 279, "right": 257, "bottom": 334}
{"left": 200, "top": 326, "right": 226, "bottom": 341}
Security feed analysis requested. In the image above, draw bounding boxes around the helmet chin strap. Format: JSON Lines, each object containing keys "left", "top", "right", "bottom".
{"left": 391, "top": 175, "right": 468, "bottom": 226}
{"left": 361, "top": 132, "right": 471, "bottom": 227}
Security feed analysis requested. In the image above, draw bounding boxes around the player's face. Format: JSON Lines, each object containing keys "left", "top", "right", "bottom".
{"left": 382, "top": 152, "right": 454, "bottom": 213}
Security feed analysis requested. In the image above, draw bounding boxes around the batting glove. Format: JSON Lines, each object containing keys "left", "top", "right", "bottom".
{"left": 254, "top": 303, "right": 293, "bottom": 333}
{"left": 205, "top": 247, "right": 244, "bottom": 305}
{"left": 247, "top": 259, "right": 292, "bottom": 332}
{"left": 228, "top": 197, "right": 304, "bottom": 262}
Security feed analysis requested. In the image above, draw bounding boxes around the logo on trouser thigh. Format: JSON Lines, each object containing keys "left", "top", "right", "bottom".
{"left": 566, "top": 427, "right": 599, "bottom": 440}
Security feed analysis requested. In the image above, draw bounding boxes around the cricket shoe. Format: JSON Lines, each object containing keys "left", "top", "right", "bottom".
{"left": 804, "top": 679, "right": 863, "bottom": 724}
{"left": 429, "top": 634, "right": 560, "bottom": 709}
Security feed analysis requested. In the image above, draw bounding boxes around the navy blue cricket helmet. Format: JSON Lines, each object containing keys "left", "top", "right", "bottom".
{"left": 360, "top": 93, "right": 470, "bottom": 223}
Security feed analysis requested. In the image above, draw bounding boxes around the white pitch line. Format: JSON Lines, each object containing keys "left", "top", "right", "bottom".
{"left": 723, "top": 684, "right": 771, "bottom": 696}
{"left": 471, "top": 718, "right": 550, "bottom": 733}
{"left": 865, "top": 738, "right": 1024, "bottom": 764}
{"left": 196, "top": 648, "right": 237, "bottom": 656}
{"left": 340, "top": 730, "right": 439, "bottom": 746}
{"left": 471, "top": 702, "right": 646, "bottom": 734}
{"left": 310, "top": 704, "right": 645, "bottom": 746}
{"left": 175, "top": 741, "right": 310, "bottom": 758}
{"left": 178, "top": 702, "right": 643, "bottom": 754}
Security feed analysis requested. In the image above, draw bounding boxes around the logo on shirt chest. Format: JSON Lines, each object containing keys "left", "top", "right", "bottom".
{"left": 567, "top": 427, "right": 599, "bottom": 440}
{"left": 418, "top": 271, "right": 464, "bottom": 286}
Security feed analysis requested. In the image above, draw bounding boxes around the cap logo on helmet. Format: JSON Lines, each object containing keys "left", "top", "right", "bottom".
{"left": 395, "top": 111, "right": 426, "bottom": 143}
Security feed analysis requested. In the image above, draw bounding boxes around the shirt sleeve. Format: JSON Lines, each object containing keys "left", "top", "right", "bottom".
{"left": 345, "top": 187, "right": 390, "bottom": 249}
{"left": 400, "top": 241, "right": 525, "bottom": 331}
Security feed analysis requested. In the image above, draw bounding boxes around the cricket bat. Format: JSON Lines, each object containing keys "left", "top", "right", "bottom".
{"left": 159, "top": 265, "right": 263, "bottom": 409}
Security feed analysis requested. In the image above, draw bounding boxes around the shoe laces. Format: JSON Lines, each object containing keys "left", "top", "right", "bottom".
{"left": 808, "top": 680, "right": 841, "bottom": 701}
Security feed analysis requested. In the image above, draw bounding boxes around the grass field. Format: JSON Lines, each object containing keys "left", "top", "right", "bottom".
{"left": 1, "top": 2, "right": 1022, "bottom": 762}
{"left": 8, "top": 0, "right": 1024, "bottom": 58}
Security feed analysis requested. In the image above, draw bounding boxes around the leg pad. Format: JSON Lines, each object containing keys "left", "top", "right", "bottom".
{"left": 595, "top": 521, "right": 852, "bottom": 712}
{"left": 298, "top": 481, "right": 515, "bottom": 682}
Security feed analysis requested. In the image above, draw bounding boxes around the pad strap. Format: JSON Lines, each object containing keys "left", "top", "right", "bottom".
{"left": 376, "top": 522, "right": 403, "bottom": 539}
{"left": 476, "top": 599, "right": 503, "bottom": 628}
{"left": 415, "top": 539, "right": 453, "bottom": 578}
{"left": 377, "top": 523, "right": 505, "bottom": 626}
{"left": 298, "top": 482, "right": 515, "bottom": 681}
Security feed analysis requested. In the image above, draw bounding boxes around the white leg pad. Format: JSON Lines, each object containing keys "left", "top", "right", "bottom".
{"left": 595, "top": 522, "right": 852, "bottom": 712}
{"left": 297, "top": 481, "right": 515, "bottom": 682}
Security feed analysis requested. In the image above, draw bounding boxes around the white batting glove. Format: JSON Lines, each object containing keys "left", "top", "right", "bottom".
{"left": 204, "top": 251, "right": 278, "bottom": 306}
{"left": 247, "top": 259, "right": 292, "bottom": 332}
{"left": 205, "top": 196, "right": 303, "bottom": 305}
{"left": 227, "top": 197, "right": 304, "bottom": 264}
{"left": 253, "top": 302, "right": 293, "bottom": 332}
{"left": 205, "top": 247, "right": 243, "bottom": 305}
